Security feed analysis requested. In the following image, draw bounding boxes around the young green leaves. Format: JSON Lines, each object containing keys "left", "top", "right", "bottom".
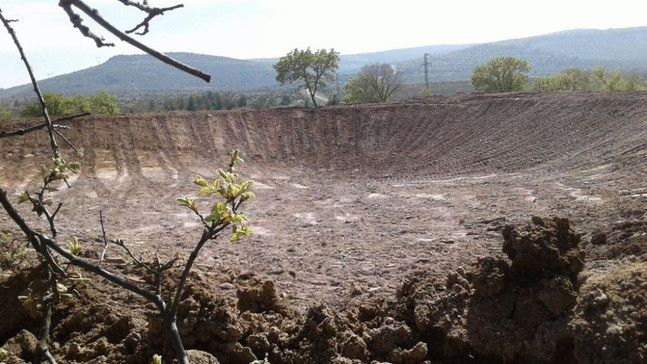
{"left": 18, "top": 157, "right": 80, "bottom": 217}
{"left": 68, "top": 237, "right": 83, "bottom": 256}
{"left": 40, "top": 157, "right": 80, "bottom": 186}
{"left": 177, "top": 196, "right": 198, "bottom": 213}
{"left": 177, "top": 149, "right": 254, "bottom": 242}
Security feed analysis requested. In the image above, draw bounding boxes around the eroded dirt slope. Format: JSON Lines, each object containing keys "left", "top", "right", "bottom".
{"left": 3, "top": 92, "right": 646, "bottom": 177}
{"left": 1, "top": 92, "right": 646, "bottom": 363}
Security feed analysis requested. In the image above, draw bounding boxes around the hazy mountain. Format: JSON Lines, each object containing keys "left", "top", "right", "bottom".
{"left": 0, "top": 53, "right": 279, "bottom": 99}
{"left": 2, "top": 26, "right": 647, "bottom": 98}
{"left": 400, "top": 26, "right": 647, "bottom": 83}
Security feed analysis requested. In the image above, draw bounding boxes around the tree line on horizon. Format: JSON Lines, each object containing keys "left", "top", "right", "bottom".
{"left": 471, "top": 56, "right": 647, "bottom": 93}
{"left": 3, "top": 52, "right": 647, "bottom": 121}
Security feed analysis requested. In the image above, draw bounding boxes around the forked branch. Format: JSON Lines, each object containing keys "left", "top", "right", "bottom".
{"left": 58, "top": 0, "right": 211, "bottom": 82}
{"left": 116, "top": 0, "right": 184, "bottom": 35}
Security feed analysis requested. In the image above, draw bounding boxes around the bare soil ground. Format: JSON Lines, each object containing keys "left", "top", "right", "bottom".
{"left": 1, "top": 92, "right": 646, "bottom": 363}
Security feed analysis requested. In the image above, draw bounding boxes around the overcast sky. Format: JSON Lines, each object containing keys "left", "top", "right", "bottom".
{"left": 1, "top": 0, "right": 647, "bottom": 88}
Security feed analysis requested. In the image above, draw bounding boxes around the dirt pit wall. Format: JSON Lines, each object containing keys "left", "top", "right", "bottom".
{"left": 2, "top": 92, "right": 646, "bottom": 182}
{"left": 1, "top": 92, "right": 646, "bottom": 363}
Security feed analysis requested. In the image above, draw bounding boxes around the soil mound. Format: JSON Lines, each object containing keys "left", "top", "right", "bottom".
{"left": 391, "top": 216, "right": 584, "bottom": 362}
{"left": 572, "top": 262, "right": 647, "bottom": 363}
{"left": 6, "top": 217, "right": 640, "bottom": 363}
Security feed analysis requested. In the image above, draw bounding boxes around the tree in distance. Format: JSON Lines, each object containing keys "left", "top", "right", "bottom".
{"left": 471, "top": 57, "right": 530, "bottom": 93}
{"left": 532, "top": 68, "right": 593, "bottom": 92}
{"left": 532, "top": 66, "right": 646, "bottom": 93}
{"left": 591, "top": 66, "right": 646, "bottom": 92}
{"left": 20, "top": 91, "right": 120, "bottom": 117}
{"left": 274, "top": 47, "right": 339, "bottom": 108}
{"left": 343, "top": 63, "right": 404, "bottom": 104}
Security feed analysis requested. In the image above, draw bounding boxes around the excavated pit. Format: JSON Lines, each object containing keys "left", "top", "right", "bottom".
{"left": 1, "top": 92, "right": 646, "bottom": 363}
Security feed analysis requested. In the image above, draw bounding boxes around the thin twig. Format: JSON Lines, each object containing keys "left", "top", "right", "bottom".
{"left": 99, "top": 210, "right": 109, "bottom": 266}
{"left": 112, "top": 239, "right": 148, "bottom": 268}
{"left": 110, "top": 238, "right": 178, "bottom": 277}
{"left": 115, "top": 0, "right": 184, "bottom": 35}
{"left": 58, "top": 1, "right": 115, "bottom": 47}
{"left": 59, "top": 0, "right": 210, "bottom": 82}
{"left": 53, "top": 112, "right": 91, "bottom": 123}
{"left": 168, "top": 225, "right": 225, "bottom": 319}
{"left": 33, "top": 235, "right": 67, "bottom": 277}
{"left": 53, "top": 128, "right": 79, "bottom": 152}
{"left": 0, "top": 112, "right": 88, "bottom": 139}
{"left": 35, "top": 268, "right": 58, "bottom": 364}
{"left": 51, "top": 203, "right": 63, "bottom": 223}
{"left": 0, "top": 122, "right": 49, "bottom": 139}
{"left": 0, "top": 187, "right": 165, "bottom": 310}
{"left": 0, "top": 10, "right": 61, "bottom": 158}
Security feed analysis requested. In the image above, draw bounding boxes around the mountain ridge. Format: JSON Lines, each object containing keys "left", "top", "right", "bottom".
{"left": 2, "top": 26, "right": 647, "bottom": 98}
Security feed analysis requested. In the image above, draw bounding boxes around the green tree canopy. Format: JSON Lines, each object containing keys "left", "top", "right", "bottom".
{"left": 532, "top": 66, "right": 645, "bottom": 93}
{"left": 471, "top": 57, "right": 530, "bottom": 93}
{"left": 20, "top": 91, "right": 67, "bottom": 117}
{"left": 273, "top": 47, "right": 339, "bottom": 108}
{"left": 343, "top": 63, "right": 404, "bottom": 104}
{"left": 20, "top": 91, "right": 120, "bottom": 117}
{"left": 88, "top": 91, "right": 120, "bottom": 114}
{"left": 533, "top": 68, "right": 593, "bottom": 92}
{"left": 590, "top": 66, "right": 646, "bottom": 92}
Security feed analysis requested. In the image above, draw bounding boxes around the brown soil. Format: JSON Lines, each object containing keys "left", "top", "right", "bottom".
{"left": 1, "top": 92, "right": 646, "bottom": 363}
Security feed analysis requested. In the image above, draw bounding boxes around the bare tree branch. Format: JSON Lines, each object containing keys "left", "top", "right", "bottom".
{"left": 0, "top": 9, "right": 62, "bottom": 159}
{"left": 58, "top": 0, "right": 211, "bottom": 83}
{"left": 53, "top": 112, "right": 91, "bottom": 123}
{"left": 1, "top": 186, "right": 167, "bottom": 311}
{"left": 115, "top": 0, "right": 184, "bottom": 35}
{"left": 0, "top": 114, "right": 87, "bottom": 151}
{"left": 53, "top": 128, "right": 79, "bottom": 152}
{"left": 34, "top": 269, "right": 58, "bottom": 364}
{"left": 58, "top": 1, "right": 115, "bottom": 47}
{"left": 99, "top": 210, "right": 110, "bottom": 266}
{"left": 1, "top": 123, "right": 59, "bottom": 139}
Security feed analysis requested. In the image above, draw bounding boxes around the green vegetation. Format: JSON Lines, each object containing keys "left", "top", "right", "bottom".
{"left": 177, "top": 149, "right": 254, "bottom": 243}
{"left": 125, "top": 90, "right": 300, "bottom": 113}
{"left": 532, "top": 66, "right": 646, "bottom": 93}
{"left": 343, "top": 63, "right": 404, "bottom": 103}
{"left": 4, "top": 27, "right": 647, "bottom": 99}
{"left": 20, "top": 91, "right": 119, "bottom": 117}
{"left": 0, "top": 232, "right": 29, "bottom": 271}
{"left": 0, "top": 110, "right": 12, "bottom": 121}
{"left": 274, "top": 48, "right": 339, "bottom": 108}
{"left": 532, "top": 68, "right": 593, "bottom": 92}
{"left": 471, "top": 57, "right": 530, "bottom": 93}
{"left": 592, "top": 66, "right": 646, "bottom": 92}
{"left": 8, "top": 149, "right": 254, "bottom": 363}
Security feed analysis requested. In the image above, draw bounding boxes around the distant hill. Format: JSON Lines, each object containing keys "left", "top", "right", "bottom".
{"left": 2, "top": 26, "right": 647, "bottom": 98}
{"left": 246, "top": 44, "right": 472, "bottom": 73}
{"left": 0, "top": 53, "right": 280, "bottom": 98}
{"left": 400, "top": 26, "right": 647, "bottom": 83}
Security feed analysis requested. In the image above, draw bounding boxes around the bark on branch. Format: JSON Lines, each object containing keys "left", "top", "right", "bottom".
{"left": 115, "top": 0, "right": 184, "bottom": 35}
{"left": 0, "top": 187, "right": 167, "bottom": 312}
{"left": 58, "top": 0, "right": 211, "bottom": 82}
{"left": 0, "top": 113, "right": 88, "bottom": 139}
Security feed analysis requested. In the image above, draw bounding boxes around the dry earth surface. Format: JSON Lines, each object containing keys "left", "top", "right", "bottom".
{"left": 0, "top": 92, "right": 646, "bottom": 363}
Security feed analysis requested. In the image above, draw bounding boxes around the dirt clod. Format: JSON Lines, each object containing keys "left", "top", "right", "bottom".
{"left": 502, "top": 216, "right": 584, "bottom": 280}
{"left": 0, "top": 330, "right": 37, "bottom": 362}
